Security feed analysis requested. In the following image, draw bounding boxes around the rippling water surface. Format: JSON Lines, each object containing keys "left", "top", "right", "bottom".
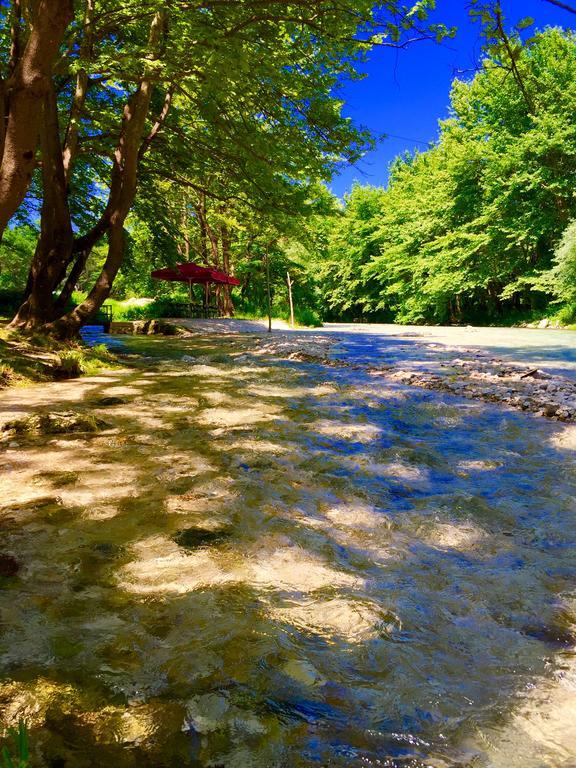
{"left": 1, "top": 334, "right": 575, "bottom": 767}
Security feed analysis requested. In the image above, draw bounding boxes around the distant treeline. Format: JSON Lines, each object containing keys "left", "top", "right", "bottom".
{"left": 316, "top": 28, "right": 576, "bottom": 325}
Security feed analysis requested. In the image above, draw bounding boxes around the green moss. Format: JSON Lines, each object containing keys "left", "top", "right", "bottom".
{"left": 2, "top": 411, "right": 108, "bottom": 437}
{"left": 34, "top": 471, "right": 79, "bottom": 488}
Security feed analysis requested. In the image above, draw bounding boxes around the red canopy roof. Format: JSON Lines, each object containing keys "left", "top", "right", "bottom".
{"left": 151, "top": 263, "right": 240, "bottom": 286}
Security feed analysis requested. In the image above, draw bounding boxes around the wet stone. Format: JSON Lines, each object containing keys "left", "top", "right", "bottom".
{"left": 34, "top": 471, "right": 79, "bottom": 488}
{"left": 2, "top": 411, "right": 108, "bottom": 437}
{"left": 172, "top": 526, "right": 232, "bottom": 550}
{"left": 0, "top": 553, "right": 20, "bottom": 577}
{"left": 86, "top": 542, "right": 125, "bottom": 560}
{"left": 521, "top": 622, "right": 576, "bottom": 647}
{"left": 97, "top": 396, "right": 127, "bottom": 406}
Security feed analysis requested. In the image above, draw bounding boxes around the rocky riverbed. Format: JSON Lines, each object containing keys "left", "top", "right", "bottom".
{"left": 381, "top": 348, "right": 576, "bottom": 423}
{"left": 242, "top": 333, "right": 576, "bottom": 423}
{"left": 2, "top": 330, "right": 576, "bottom": 767}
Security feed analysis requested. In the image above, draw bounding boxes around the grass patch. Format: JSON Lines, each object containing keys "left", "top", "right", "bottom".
{"left": 0, "top": 325, "right": 121, "bottom": 389}
{"left": 1, "top": 720, "right": 29, "bottom": 768}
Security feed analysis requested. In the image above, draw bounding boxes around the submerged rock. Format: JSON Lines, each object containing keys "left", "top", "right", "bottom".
{"left": 0, "top": 554, "right": 19, "bottom": 577}
{"left": 97, "top": 396, "right": 127, "bottom": 406}
{"left": 172, "top": 526, "right": 232, "bottom": 550}
{"left": 2, "top": 411, "right": 108, "bottom": 437}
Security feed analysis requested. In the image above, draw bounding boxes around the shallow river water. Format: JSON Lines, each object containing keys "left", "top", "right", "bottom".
{"left": 1, "top": 333, "right": 576, "bottom": 767}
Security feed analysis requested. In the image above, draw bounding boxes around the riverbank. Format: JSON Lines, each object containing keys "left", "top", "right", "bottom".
{"left": 239, "top": 329, "right": 576, "bottom": 424}
{"left": 0, "top": 326, "right": 121, "bottom": 388}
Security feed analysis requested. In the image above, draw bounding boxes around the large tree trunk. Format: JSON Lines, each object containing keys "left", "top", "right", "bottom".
{"left": 46, "top": 13, "right": 165, "bottom": 339}
{"left": 0, "top": 0, "right": 73, "bottom": 237}
{"left": 48, "top": 224, "right": 127, "bottom": 337}
{"left": 10, "top": 82, "right": 73, "bottom": 328}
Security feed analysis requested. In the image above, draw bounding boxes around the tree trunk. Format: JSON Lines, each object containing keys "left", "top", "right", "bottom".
{"left": 287, "top": 271, "right": 295, "bottom": 326}
{"left": 196, "top": 193, "right": 210, "bottom": 265}
{"left": 0, "top": 0, "right": 73, "bottom": 237}
{"left": 265, "top": 250, "right": 272, "bottom": 333}
{"left": 46, "top": 13, "right": 165, "bottom": 338}
{"left": 177, "top": 197, "right": 191, "bottom": 260}
{"left": 10, "top": 82, "right": 73, "bottom": 329}
{"left": 63, "top": 0, "right": 95, "bottom": 186}
{"left": 49, "top": 225, "right": 126, "bottom": 338}
{"left": 220, "top": 223, "right": 234, "bottom": 317}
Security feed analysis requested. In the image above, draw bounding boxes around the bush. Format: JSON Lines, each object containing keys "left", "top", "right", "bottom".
{"left": 0, "top": 364, "right": 16, "bottom": 387}
{"left": 121, "top": 297, "right": 186, "bottom": 320}
{"left": 54, "top": 350, "right": 85, "bottom": 379}
{"left": 554, "top": 303, "right": 576, "bottom": 325}
{"left": 294, "top": 307, "right": 323, "bottom": 327}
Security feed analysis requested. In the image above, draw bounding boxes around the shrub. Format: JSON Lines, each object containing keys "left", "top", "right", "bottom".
{"left": 294, "top": 307, "right": 323, "bottom": 328}
{"left": 0, "top": 365, "right": 16, "bottom": 388}
{"left": 122, "top": 297, "right": 186, "bottom": 320}
{"left": 54, "top": 350, "right": 85, "bottom": 379}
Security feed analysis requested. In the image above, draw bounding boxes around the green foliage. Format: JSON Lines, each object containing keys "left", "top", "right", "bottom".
{"left": 537, "top": 221, "right": 576, "bottom": 305}
{"left": 1, "top": 720, "right": 29, "bottom": 768}
{"left": 120, "top": 297, "right": 189, "bottom": 320}
{"left": 2, "top": 0, "right": 452, "bottom": 329}
{"left": 0, "top": 227, "right": 37, "bottom": 292}
{"left": 316, "top": 28, "right": 576, "bottom": 325}
{"left": 293, "top": 307, "right": 323, "bottom": 328}
{"left": 56, "top": 349, "right": 86, "bottom": 378}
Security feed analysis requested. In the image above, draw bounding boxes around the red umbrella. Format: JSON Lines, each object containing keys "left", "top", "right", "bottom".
{"left": 150, "top": 263, "right": 241, "bottom": 314}
{"left": 175, "top": 263, "right": 241, "bottom": 286}
{"left": 150, "top": 267, "right": 189, "bottom": 282}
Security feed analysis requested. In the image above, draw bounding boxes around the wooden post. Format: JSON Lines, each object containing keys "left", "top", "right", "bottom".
{"left": 287, "top": 271, "right": 295, "bottom": 327}
{"left": 265, "top": 251, "right": 272, "bottom": 333}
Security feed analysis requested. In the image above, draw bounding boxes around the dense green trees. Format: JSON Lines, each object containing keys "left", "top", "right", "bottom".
{"left": 319, "top": 27, "right": 576, "bottom": 324}
{"left": 0, "top": 0, "right": 450, "bottom": 335}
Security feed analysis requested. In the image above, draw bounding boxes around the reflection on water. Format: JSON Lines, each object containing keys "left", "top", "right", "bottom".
{"left": 1, "top": 335, "right": 576, "bottom": 767}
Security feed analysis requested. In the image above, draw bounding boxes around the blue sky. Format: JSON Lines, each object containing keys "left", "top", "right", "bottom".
{"left": 330, "top": 0, "right": 572, "bottom": 197}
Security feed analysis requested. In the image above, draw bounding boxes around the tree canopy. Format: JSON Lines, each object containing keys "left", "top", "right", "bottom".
{"left": 0, "top": 0, "right": 453, "bottom": 335}
{"left": 317, "top": 26, "right": 576, "bottom": 324}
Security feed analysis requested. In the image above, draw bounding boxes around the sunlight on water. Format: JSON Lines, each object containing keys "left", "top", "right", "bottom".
{"left": 1, "top": 334, "right": 576, "bottom": 766}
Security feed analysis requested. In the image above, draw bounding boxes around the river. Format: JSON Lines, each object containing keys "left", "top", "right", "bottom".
{"left": 0, "top": 330, "right": 575, "bottom": 767}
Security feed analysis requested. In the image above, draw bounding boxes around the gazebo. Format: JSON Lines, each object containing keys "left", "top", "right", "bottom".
{"left": 151, "top": 262, "right": 241, "bottom": 318}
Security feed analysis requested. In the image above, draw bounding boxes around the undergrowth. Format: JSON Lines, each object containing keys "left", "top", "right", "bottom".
{"left": 0, "top": 720, "right": 29, "bottom": 768}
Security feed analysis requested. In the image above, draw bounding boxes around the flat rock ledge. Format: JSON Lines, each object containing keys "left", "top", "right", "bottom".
{"left": 374, "top": 355, "right": 576, "bottom": 423}
{"left": 251, "top": 336, "right": 576, "bottom": 423}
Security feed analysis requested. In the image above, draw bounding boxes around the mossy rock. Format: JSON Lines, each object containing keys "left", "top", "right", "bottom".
{"left": 2, "top": 411, "right": 108, "bottom": 436}
{"left": 148, "top": 320, "right": 178, "bottom": 336}
{"left": 97, "top": 396, "right": 126, "bottom": 406}
{"left": 172, "top": 526, "right": 232, "bottom": 549}
{"left": 34, "top": 471, "right": 79, "bottom": 488}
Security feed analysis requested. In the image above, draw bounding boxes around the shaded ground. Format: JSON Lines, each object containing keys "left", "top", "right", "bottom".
{"left": 0, "top": 331, "right": 575, "bottom": 767}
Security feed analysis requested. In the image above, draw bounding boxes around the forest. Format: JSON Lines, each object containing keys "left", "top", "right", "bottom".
{"left": 1, "top": 3, "right": 576, "bottom": 330}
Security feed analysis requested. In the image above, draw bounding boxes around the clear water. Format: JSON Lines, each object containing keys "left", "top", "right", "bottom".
{"left": 1, "top": 334, "right": 575, "bottom": 767}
